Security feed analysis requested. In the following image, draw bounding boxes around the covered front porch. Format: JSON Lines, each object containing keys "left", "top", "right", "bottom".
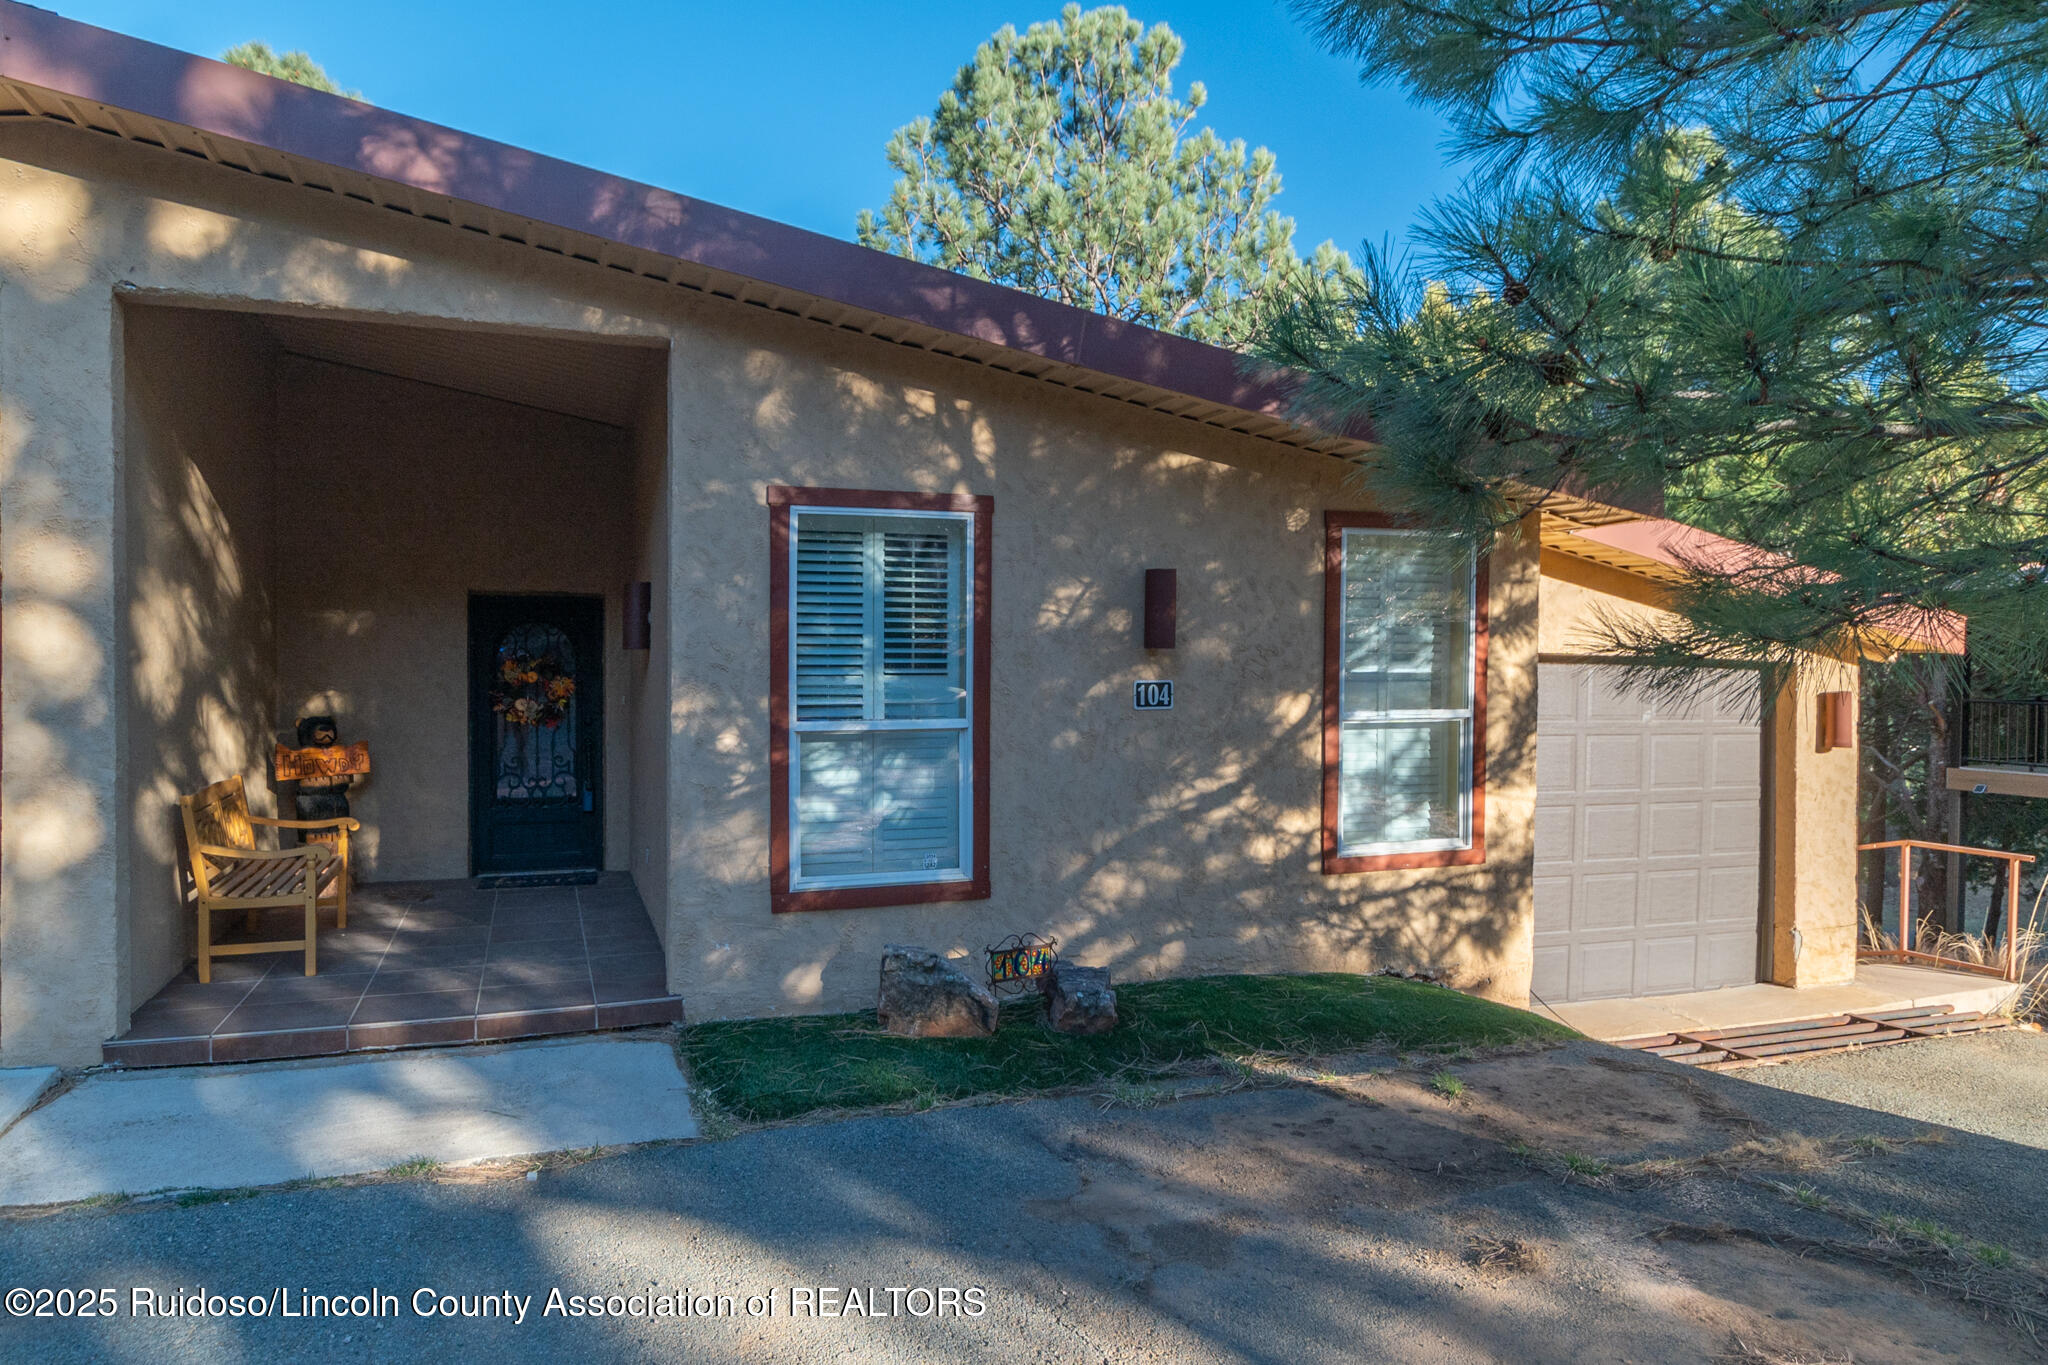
{"left": 104, "top": 300, "right": 678, "bottom": 1064}
{"left": 104, "top": 876, "right": 678, "bottom": 1066}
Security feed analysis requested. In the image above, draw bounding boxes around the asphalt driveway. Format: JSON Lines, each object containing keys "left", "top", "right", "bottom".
{"left": 1742, "top": 1025, "right": 2048, "bottom": 1150}
{"left": 1, "top": 1037, "right": 2043, "bottom": 1364}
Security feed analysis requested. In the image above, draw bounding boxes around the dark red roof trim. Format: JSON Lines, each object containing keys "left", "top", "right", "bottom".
{"left": 0, "top": 0, "right": 1302, "bottom": 425}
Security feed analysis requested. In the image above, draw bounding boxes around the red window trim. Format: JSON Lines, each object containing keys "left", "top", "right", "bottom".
{"left": 767, "top": 485, "right": 993, "bottom": 913}
{"left": 1321, "top": 510, "right": 1489, "bottom": 874}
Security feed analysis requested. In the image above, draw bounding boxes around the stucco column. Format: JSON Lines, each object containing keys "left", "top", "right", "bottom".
{"left": 1766, "top": 658, "right": 1861, "bottom": 988}
{"left": 0, "top": 290, "right": 126, "bottom": 1064}
{"left": 0, "top": 171, "right": 126, "bottom": 1065}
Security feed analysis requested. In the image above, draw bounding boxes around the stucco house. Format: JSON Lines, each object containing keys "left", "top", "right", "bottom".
{"left": 0, "top": 6, "right": 1953, "bottom": 1068}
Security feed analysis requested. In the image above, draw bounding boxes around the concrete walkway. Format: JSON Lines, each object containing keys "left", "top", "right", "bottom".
{"left": 1550, "top": 961, "right": 2018, "bottom": 1040}
{"left": 0, "top": 1066, "right": 57, "bottom": 1135}
{"left": 0, "top": 1033, "right": 695, "bottom": 1208}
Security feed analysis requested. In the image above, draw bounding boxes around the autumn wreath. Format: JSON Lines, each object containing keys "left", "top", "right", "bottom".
{"left": 490, "top": 649, "right": 577, "bottom": 728}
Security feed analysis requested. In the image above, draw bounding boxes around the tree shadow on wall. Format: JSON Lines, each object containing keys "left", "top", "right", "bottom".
{"left": 667, "top": 305, "right": 1540, "bottom": 1008}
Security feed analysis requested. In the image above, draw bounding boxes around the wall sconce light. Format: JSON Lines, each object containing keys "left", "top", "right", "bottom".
{"left": 624, "top": 581, "right": 652, "bottom": 651}
{"left": 1144, "top": 569, "right": 1176, "bottom": 650}
{"left": 1818, "top": 691, "right": 1854, "bottom": 752}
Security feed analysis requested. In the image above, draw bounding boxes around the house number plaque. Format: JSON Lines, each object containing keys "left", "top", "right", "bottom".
{"left": 1133, "top": 680, "right": 1174, "bottom": 710}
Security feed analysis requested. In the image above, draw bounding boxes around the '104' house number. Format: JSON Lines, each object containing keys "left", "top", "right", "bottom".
{"left": 1133, "top": 680, "right": 1174, "bottom": 710}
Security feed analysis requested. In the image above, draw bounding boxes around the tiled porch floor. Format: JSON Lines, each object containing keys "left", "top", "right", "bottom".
{"left": 106, "top": 874, "right": 681, "bottom": 1066}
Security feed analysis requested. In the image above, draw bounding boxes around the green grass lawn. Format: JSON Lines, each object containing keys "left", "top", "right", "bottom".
{"left": 677, "top": 972, "right": 1575, "bottom": 1123}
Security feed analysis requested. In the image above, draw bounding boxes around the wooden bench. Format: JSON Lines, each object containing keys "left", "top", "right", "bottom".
{"left": 178, "top": 775, "right": 358, "bottom": 982}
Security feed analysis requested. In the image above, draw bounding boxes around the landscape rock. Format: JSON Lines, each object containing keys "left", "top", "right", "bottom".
{"left": 1043, "top": 962, "right": 1117, "bottom": 1035}
{"left": 877, "top": 945, "right": 998, "bottom": 1038}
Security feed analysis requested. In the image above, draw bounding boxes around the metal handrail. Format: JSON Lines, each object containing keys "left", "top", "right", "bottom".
{"left": 1957, "top": 696, "right": 2048, "bottom": 772}
{"left": 1858, "top": 838, "right": 2037, "bottom": 981}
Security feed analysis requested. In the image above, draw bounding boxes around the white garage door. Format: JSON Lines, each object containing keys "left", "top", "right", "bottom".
{"left": 1532, "top": 664, "right": 1763, "bottom": 1003}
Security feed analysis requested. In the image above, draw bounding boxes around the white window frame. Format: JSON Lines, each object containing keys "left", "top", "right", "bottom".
{"left": 1335, "top": 526, "right": 1478, "bottom": 858}
{"left": 786, "top": 504, "right": 976, "bottom": 892}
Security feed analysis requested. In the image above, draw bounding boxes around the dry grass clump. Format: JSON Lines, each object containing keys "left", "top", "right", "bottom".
{"left": 1618, "top": 1132, "right": 1951, "bottom": 1194}
{"left": 1717, "top": 1335, "right": 1853, "bottom": 1364}
{"left": 1859, "top": 893, "right": 2048, "bottom": 1020}
{"left": 1465, "top": 1234, "right": 1543, "bottom": 1274}
{"left": 1664, "top": 1206, "right": 2048, "bottom": 1337}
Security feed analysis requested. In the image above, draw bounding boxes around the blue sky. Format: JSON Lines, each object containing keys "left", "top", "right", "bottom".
{"left": 52, "top": 1, "right": 1458, "bottom": 258}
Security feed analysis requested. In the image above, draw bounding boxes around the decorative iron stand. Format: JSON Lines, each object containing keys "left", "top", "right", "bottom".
{"left": 986, "top": 933, "right": 1061, "bottom": 995}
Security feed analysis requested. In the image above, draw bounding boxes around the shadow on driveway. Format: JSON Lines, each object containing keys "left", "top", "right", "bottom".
{"left": 1, "top": 1037, "right": 2042, "bottom": 1363}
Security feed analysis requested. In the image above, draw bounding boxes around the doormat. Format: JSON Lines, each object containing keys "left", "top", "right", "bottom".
{"left": 1614, "top": 1003, "right": 2009, "bottom": 1071}
{"left": 475, "top": 870, "right": 601, "bottom": 890}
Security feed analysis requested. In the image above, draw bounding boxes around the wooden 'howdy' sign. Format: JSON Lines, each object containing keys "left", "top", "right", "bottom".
{"left": 273, "top": 742, "right": 371, "bottom": 782}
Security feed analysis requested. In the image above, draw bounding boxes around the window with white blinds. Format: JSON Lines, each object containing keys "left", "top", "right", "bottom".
{"left": 789, "top": 509, "right": 972, "bottom": 890}
{"left": 1336, "top": 528, "right": 1477, "bottom": 855}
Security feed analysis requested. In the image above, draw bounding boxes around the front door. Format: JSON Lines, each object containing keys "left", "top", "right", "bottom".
{"left": 469, "top": 594, "right": 603, "bottom": 874}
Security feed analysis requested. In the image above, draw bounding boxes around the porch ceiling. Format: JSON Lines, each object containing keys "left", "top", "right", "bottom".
{"left": 256, "top": 312, "right": 663, "bottom": 429}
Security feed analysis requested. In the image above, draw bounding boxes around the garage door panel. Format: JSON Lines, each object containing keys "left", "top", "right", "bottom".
{"left": 1533, "top": 806, "right": 1576, "bottom": 864}
{"left": 1703, "top": 932, "right": 1757, "bottom": 989}
{"left": 1536, "top": 733, "right": 1577, "bottom": 793}
{"left": 1585, "top": 734, "right": 1643, "bottom": 788}
{"left": 1648, "top": 802, "right": 1704, "bottom": 857}
{"left": 1588, "top": 678, "right": 1649, "bottom": 722}
{"left": 1710, "top": 800, "right": 1760, "bottom": 855}
{"left": 1643, "top": 869, "right": 1701, "bottom": 925}
{"left": 1712, "top": 734, "right": 1760, "bottom": 788}
{"left": 1640, "top": 936, "right": 1699, "bottom": 995}
{"left": 1582, "top": 805, "right": 1642, "bottom": 859}
{"left": 1649, "top": 734, "right": 1705, "bottom": 788}
{"left": 1533, "top": 663, "right": 1762, "bottom": 1003}
{"left": 1705, "top": 866, "right": 1758, "bottom": 926}
{"left": 1703, "top": 677, "right": 1757, "bottom": 724}
{"left": 1538, "top": 674, "right": 1581, "bottom": 725}
{"left": 1573, "top": 940, "right": 1637, "bottom": 999}
{"left": 1576, "top": 873, "right": 1638, "bottom": 931}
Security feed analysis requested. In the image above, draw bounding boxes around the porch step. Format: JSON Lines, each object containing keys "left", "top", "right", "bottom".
{"left": 1614, "top": 1004, "right": 2012, "bottom": 1071}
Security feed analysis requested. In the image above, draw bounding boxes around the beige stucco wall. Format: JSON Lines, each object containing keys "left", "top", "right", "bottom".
{"left": 1538, "top": 551, "right": 1860, "bottom": 988}
{"left": 119, "top": 306, "right": 281, "bottom": 1014}
{"left": 271, "top": 357, "right": 635, "bottom": 882}
{"left": 666, "top": 354, "right": 1541, "bottom": 1020}
{"left": 0, "top": 120, "right": 1542, "bottom": 1062}
{"left": 625, "top": 374, "right": 672, "bottom": 942}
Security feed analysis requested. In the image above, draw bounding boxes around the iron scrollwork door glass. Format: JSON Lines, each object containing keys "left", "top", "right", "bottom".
{"left": 491, "top": 622, "right": 580, "bottom": 802}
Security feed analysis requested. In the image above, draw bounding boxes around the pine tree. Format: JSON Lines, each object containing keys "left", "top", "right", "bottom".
{"left": 222, "top": 42, "right": 360, "bottom": 101}
{"left": 859, "top": 4, "right": 1354, "bottom": 348}
{"left": 1266, "top": 2, "right": 2048, "bottom": 675}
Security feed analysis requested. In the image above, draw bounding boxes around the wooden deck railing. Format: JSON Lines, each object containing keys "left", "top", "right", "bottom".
{"left": 1857, "top": 839, "right": 2037, "bottom": 982}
